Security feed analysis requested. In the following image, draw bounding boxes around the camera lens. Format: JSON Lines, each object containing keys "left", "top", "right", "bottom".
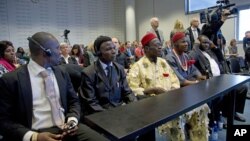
{"left": 230, "top": 8, "right": 238, "bottom": 14}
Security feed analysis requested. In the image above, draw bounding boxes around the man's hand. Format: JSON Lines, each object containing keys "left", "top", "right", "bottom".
{"left": 221, "top": 9, "right": 230, "bottom": 22}
{"left": 144, "top": 87, "right": 166, "bottom": 95}
{"left": 154, "top": 87, "right": 166, "bottom": 94}
{"left": 62, "top": 121, "right": 78, "bottom": 137}
{"left": 197, "top": 75, "right": 207, "bottom": 81}
{"left": 37, "top": 132, "right": 62, "bottom": 141}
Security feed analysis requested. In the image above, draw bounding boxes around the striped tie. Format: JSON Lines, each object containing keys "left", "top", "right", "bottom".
{"left": 40, "top": 69, "right": 65, "bottom": 128}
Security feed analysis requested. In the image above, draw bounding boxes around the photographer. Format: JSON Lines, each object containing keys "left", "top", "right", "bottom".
{"left": 243, "top": 31, "right": 250, "bottom": 53}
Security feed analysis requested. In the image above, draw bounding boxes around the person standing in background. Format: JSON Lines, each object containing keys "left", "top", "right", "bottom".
{"left": 186, "top": 17, "right": 201, "bottom": 50}
{"left": 148, "top": 17, "right": 164, "bottom": 44}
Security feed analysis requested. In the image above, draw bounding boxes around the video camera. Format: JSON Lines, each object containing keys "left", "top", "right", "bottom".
{"left": 63, "top": 29, "right": 70, "bottom": 39}
{"left": 200, "top": 0, "right": 238, "bottom": 24}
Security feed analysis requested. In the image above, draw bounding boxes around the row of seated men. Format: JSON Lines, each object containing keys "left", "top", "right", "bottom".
{"left": 0, "top": 31, "right": 248, "bottom": 141}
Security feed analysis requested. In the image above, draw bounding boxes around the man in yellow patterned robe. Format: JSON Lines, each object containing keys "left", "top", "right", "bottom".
{"left": 127, "top": 33, "right": 209, "bottom": 141}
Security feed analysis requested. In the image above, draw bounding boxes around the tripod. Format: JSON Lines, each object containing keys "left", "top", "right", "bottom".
{"left": 64, "top": 35, "right": 70, "bottom": 45}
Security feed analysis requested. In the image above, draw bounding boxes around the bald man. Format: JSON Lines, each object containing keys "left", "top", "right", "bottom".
{"left": 0, "top": 32, "right": 107, "bottom": 141}
{"left": 187, "top": 17, "right": 201, "bottom": 49}
{"left": 148, "top": 17, "right": 165, "bottom": 44}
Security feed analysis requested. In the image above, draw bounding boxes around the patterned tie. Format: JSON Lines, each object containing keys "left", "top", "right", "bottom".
{"left": 40, "top": 69, "right": 65, "bottom": 128}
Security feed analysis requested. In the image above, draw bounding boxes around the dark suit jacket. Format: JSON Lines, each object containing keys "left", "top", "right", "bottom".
{"left": 188, "top": 44, "right": 224, "bottom": 78}
{"left": 187, "top": 26, "right": 201, "bottom": 50}
{"left": 79, "top": 60, "right": 137, "bottom": 115}
{"left": 58, "top": 64, "right": 83, "bottom": 92}
{"left": 0, "top": 65, "right": 80, "bottom": 141}
{"left": 60, "top": 56, "right": 78, "bottom": 65}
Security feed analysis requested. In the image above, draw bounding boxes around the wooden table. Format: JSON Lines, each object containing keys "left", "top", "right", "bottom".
{"left": 84, "top": 74, "right": 250, "bottom": 141}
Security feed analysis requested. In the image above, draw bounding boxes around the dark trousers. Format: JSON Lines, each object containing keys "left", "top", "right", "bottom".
{"left": 208, "top": 85, "right": 247, "bottom": 126}
{"left": 222, "top": 85, "right": 247, "bottom": 116}
{"left": 37, "top": 124, "right": 108, "bottom": 141}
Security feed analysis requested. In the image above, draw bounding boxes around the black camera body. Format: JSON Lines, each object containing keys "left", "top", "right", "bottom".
{"left": 200, "top": 0, "right": 238, "bottom": 24}
{"left": 63, "top": 29, "right": 70, "bottom": 39}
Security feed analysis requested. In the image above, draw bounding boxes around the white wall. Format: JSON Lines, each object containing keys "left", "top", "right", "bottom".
{"left": 135, "top": 0, "right": 250, "bottom": 56}
{"left": 0, "top": 0, "right": 125, "bottom": 48}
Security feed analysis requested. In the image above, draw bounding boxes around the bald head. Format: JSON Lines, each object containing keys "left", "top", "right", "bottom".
{"left": 29, "top": 32, "right": 58, "bottom": 55}
{"left": 28, "top": 32, "right": 60, "bottom": 67}
{"left": 190, "top": 17, "right": 199, "bottom": 28}
{"left": 150, "top": 17, "right": 159, "bottom": 30}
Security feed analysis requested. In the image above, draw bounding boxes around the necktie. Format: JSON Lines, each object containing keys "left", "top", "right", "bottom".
{"left": 155, "top": 30, "right": 161, "bottom": 42}
{"left": 40, "top": 70, "right": 65, "bottom": 128}
{"left": 106, "top": 65, "right": 112, "bottom": 84}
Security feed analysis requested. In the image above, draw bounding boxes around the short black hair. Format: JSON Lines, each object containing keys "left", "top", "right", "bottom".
{"left": 0, "top": 40, "right": 14, "bottom": 58}
{"left": 94, "top": 35, "right": 112, "bottom": 53}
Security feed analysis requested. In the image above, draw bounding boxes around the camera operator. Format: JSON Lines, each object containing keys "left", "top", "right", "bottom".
{"left": 201, "top": 9, "right": 231, "bottom": 67}
{"left": 243, "top": 31, "right": 250, "bottom": 53}
{"left": 200, "top": 7, "right": 248, "bottom": 124}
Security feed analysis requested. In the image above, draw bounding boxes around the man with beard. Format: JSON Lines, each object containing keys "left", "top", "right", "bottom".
{"left": 189, "top": 35, "right": 247, "bottom": 125}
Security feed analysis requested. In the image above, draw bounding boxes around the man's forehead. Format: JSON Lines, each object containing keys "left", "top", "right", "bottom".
{"left": 101, "top": 40, "right": 113, "bottom": 46}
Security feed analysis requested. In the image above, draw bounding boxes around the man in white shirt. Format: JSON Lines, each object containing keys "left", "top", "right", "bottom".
{"left": 0, "top": 32, "right": 107, "bottom": 141}
{"left": 186, "top": 17, "right": 201, "bottom": 50}
{"left": 189, "top": 35, "right": 247, "bottom": 124}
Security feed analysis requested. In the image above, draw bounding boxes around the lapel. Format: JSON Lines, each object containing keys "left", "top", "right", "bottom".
{"left": 52, "top": 67, "right": 67, "bottom": 109}
{"left": 18, "top": 66, "right": 33, "bottom": 127}
{"left": 95, "top": 61, "right": 110, "bottom": 88}
{"left": 60, "top": 57, "right": 66, "bottom": 64}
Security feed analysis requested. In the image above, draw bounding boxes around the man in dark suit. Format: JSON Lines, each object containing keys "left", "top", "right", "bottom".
{"left": 0, "top": 32, "right": 107, "bottom": 141}
{"left": 186, "top": 17, "right": 201, "bottom": 50}
{"left": 79, "top": 35, "right": 137, "bottom": 115}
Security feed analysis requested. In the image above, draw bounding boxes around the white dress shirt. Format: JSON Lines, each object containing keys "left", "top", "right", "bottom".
{"left": 191, "top": 27, "right": 199, "bottom": 40}
{"left": 23, "top": 59, "right": 77, "bottom": 141}
{"left": 202, "top": 51, "right": 221, "bottom": 76}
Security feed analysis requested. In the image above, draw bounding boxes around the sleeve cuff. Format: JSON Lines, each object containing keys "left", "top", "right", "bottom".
{"left": 23, "top": 131, "right": 36, "bottom": 141}
{"left": 67, "top": 117, "right": 78, "bottom": 125}
{"left": 131, "top": 88, "right": 145, "bottom": 96}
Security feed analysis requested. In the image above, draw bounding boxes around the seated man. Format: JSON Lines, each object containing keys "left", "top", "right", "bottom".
{"left": 166, "top": 32, "right": 206, "bottom": 86}
{"left": 127, "top": 33, "right": 187, "bottom": 141}
{"left": 0, "top": 32, "right": 107, "bottom": 141}
{"left": 189, "top": 35, "right": 247, "bottom": 123}
{"left": 165, "top": 32, "right": 209, "bottom": 141}
{"left": 59, "top": 43, "right": 78, "bottom": 65}
{"left": 79, "top": 35, "right": 137, "bottom": 115}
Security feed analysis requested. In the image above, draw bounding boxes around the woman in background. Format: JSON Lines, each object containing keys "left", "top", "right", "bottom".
{"left": 71, "top": 44, "right": 84, "bottom": 67}
{"left": 0, "top": 40, "right": 17, "bottom": 77}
